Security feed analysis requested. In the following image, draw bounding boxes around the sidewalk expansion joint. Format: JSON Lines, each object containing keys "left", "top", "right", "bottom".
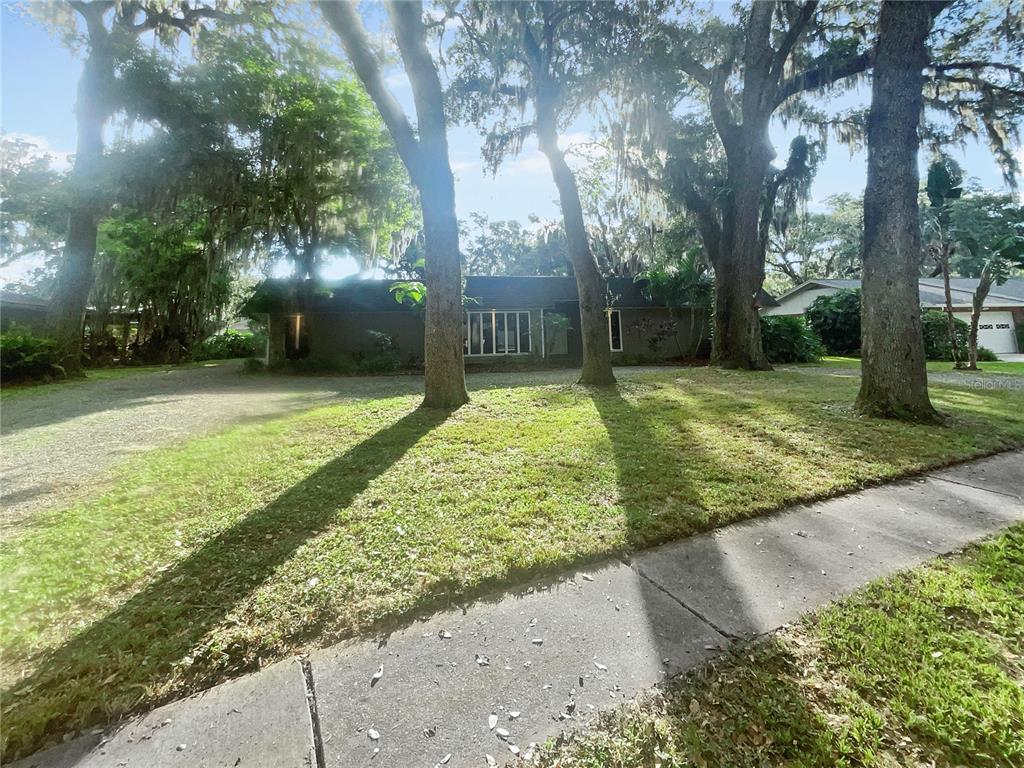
{"left": 925, "top": 474, "right": 1022, "bottom": 501}
{"left": 617, "top": 555, "right": 739, "bottom": 642}
{"left": 299, "top": 657, "right": 327, "bottom": 768}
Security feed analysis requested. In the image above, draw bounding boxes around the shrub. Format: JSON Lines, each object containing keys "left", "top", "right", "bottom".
{"left": 0, "top": 327, "right": 65, "bottom": 384}
{"left": 919, "top": 310, "right": 999, "bottom": 362}
{"left": 193, "top": 330, "right": 263, "bottom": 361}
{"left": 356, "top": 352, "right": 401, "bottom": 374}
{"left": 760, "top": 316, "right": 824, "bottom": 363}
{"left": 805, "top": 289, "right": 861, "bottom": 355}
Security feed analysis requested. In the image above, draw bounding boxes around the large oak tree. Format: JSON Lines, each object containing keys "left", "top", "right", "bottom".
{"left": 319, "top": 0, "right": 469, "bottom": 409}
{"left": 30, "top": 0, "right": 242, "bottom": 374}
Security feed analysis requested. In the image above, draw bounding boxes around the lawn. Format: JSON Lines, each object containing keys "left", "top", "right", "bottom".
{"left": 3, "top": 367, "right": 1024, "bottom": 758}
{"left": 813, "top": 356, "right": 1024, "bottom": 376}
{"left": 533, "top": 525, "right": 1024, "bottom": 768}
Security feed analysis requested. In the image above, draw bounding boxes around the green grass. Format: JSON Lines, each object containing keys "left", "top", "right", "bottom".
{"left": 2, "top": 368, "right": 1024, "bottom": 758}
{"left": 0, "top": 359, "right": 238, "bottom": 399}
{"left": 812, "top": 356, "right": 1024, "bottom": 375}
{"left": 534, "top": 526, "right": 1024, "bottom": 768}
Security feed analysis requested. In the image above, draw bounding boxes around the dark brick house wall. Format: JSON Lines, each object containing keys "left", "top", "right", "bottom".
{"left": 263, "top": 276, "right": 710, "bottom": 367}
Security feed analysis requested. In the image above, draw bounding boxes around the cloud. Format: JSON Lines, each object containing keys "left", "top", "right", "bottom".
{"left": 4, "top": 132, "right": 73, "bottom": 171}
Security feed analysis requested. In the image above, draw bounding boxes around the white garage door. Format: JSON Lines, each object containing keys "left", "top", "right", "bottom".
{"left": 953, "top": 311, "right": 1018, "bottom": 354}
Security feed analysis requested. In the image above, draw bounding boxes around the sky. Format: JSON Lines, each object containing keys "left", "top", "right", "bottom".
{"left": 1, "top": 2, "right": 1020, "bottom": 284}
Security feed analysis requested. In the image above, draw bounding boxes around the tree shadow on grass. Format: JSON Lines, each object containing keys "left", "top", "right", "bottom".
{"left": 587, "top": 383, "right": 708, "bottom": 550}
{"left": 2, "top": 406, "right": 451, "bottom": 761}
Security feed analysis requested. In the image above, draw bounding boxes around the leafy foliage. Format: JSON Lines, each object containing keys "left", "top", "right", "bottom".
{"left": 0, "top": 327, "right": 65, "bottom": 384}
{"left": 806, "top": 288, "right": 862, "bottom": 356}
{"left": 193, "top": 330, "right": 262, "bottom": 362}
{"left": 921, "top": 310, "right": 998, "bottom": 362}
{"left": 460, "top": 212, "right": 571, "bottom": 276}
{"left": 765, "top": 194, "right": 864, "bottom": 293}
{"left": 760, "top": 316, "right": 824, "bottom": 364}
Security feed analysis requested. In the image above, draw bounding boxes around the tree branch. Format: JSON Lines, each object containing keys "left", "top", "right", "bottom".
{"left": 775, "top": 50, "right": 872, "bottom": 107}
{"left": 768, "top": 1, "right": 818, "bottom": 86}
{"left": 317, "top": 1, "right": 422, "bottom": 180}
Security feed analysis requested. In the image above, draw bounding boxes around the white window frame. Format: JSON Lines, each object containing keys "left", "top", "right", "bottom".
{"left": 465, "top": 310, "right": 532, "bottom": 356}
{"left": 607, "top": 309, "right": 623, "bottom": 352}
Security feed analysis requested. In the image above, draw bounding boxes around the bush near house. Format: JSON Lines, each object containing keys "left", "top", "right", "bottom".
{"left": 805, "top": 289, "right": 861, "bottom": 355}
{"left": 760, "top": 316, "right": 824, "bottom": 363}
{"left": 805, "top": 289, "right": 998, "bottom": 362}
{"left": 920, "top": 310, "right": 998, "bottom": 362}
{"left": 0, "top": 327, "right": 65, "bottom": 385}
{"left": 192, "top": 330, "right": 265, "bottom": 361}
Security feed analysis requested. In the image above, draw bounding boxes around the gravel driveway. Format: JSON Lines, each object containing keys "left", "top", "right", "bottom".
{"left": 0, "top": 362, "right": 424, "bottom": 535}
{"left": 0, "top": 362, "right": 597, "bottom": 536}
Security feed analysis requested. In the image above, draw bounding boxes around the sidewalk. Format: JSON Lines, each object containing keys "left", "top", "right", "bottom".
{"left": 14, "top": 451, "right": 1023, "bottom": 768}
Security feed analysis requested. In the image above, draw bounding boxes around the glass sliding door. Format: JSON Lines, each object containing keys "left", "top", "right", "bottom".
{"left": 465, "top": 310, "right": 533, "bottom": 356}
{"left": 517, "top": 312, "right": 530, "bottom": 353}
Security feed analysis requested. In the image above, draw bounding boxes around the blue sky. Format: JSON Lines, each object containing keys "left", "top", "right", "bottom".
{"left": 1, "top": 2, "right": 1019, "bottom": 282}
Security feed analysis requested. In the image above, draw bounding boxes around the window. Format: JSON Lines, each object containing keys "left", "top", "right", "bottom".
{"left": 996, "top": 323, "right": 1010, "bottom": 329}
{"left": 979, "top": 324, "right": 994, "bottom": 330}
{"left": 465, "top": 311, "right": 531, "bottom": 355}
{"left": 608, "top": 309, "right": 623, "bottom": 352}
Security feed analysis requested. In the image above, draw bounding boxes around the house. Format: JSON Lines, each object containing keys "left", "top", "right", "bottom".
{"left": 1, "top": 291, "right": 50, "bottom": 333}
{"left": 263, "top": 275, "right": 710, "bottom": 367}
{"left": 762, "top": 278, "right": 1024, "bottom": 354}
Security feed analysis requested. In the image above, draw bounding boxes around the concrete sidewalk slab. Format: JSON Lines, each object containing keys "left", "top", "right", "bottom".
{"left": 630, "top": 501, "right": 935, "bottom": 637}
{"left": 631, "top": 473, "right": 1022, "bottom": 638}
{"left": 928, "top": 450, "right": 1023, "bottom": 500}
{"left": 312, "top": 559, "right": 723, "bottom": 768}
{"left": 12, "top": 658, "right": 314, "bottom": 768}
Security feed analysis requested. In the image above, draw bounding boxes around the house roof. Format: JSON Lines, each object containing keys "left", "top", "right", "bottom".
{"left": 1, "top": 290, "right": 50, "bottom": 310}
{"left": 773, "top": 278, "right": 1024, "bottom": 310}
{"left": 305, "top": 275, "right": 666, "bottom": 312}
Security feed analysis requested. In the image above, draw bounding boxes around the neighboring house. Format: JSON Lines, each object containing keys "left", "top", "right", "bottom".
{"left": 0, "top": 291, "right": 50, "bottom": 333}
{"left": 263, "top": 275, "right": 711, "bottom": 367}
{"left": 762, "top": 278, "right": 1024, "bottom": 354}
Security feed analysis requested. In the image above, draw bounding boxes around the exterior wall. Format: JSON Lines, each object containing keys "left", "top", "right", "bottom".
{"left": 761, "top": 287, "right": 838, "bottom": 317}
{"left": 309, "top": 310, "right": 425, "bottom": 364}
{"left": 266, "top": 314, "right": 287, "bottom": 365}
{"left": 614, "top": 307, "right": 708, "bottom": 361}
{"left": 279, "top": 304, "right": 711, "bottom": 368}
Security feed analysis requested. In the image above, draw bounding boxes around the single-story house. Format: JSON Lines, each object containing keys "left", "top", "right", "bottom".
{"left": 762, "top": 277, "right": 1024, "bottom": 355}
{"left": 1, "top": 291, "right": 50, "bottom": 333}
{"left": 263, "top": 275, "right": 713, "bottom": 367}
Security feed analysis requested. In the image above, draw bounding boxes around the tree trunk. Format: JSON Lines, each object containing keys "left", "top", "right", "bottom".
{"left": 856, "top": 0, "right": 941, "bottom": 422}
{"left": 536, "top": 104, "right": 615, "bottom": 386}
{"left": 709, "top": 5, "right": 775, "bottom": 371}
{"left": 712, "top": 129, "right": 774, "bottom": 371}
{"left": 319, "top": 0, "right": 468, "bottom": 409}
{"left": 939, "top": 248, "right": 963, "bottom": 368}
{"left": 967, "top": 272, "right": 992, "bottom": 370}
{"left": 418, "top": 163, "right": 470, "bottom": 408}
{"left": 389, "top": 1, "right": 468, "bottom": 408}
{"left": 48, "top": 42, "right": 109, "bottom": 376}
